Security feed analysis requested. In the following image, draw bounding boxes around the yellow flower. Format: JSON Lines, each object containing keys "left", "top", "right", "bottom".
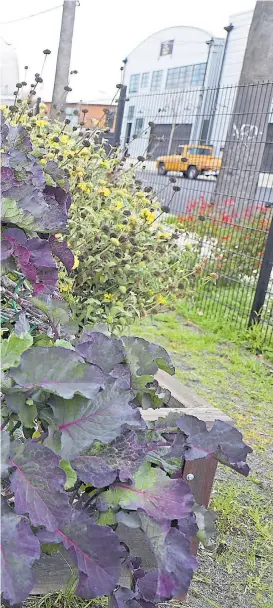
{"left": 36, "top": 120, "right": 47, "bottom": 127}
{"left": 98, "top": 187, "right": 111, "bottom": 197}
{"left": 60, "top": 134, "right": 69, "bottom": 144}
{"left": 40, "top": 159, "right": 47, "bottom": 165}
{"left": 72, "top": 255, "right": 79, "bottom": 269}
{"left": 136, "top": 191, "right": 147, "bottom": 199}
{"left": 77, "top": 170, "right": 85, "bottom": 178}
{"left": 156, "top": 295, "right": 167, "bottom": 305}
{"left": 77, "top": 183, "right": 90, "bottom": 194}
{"left": 103, "top": 293, "right": 114, "bottom": 301}
{"left": 157, "top": 231, "right": 171, "bottom": 239}
{"left": 141, "top": 208, "right": 156, "bottom": 224}
{"left": 60, "top": 283, "right": 72, "bottom": 292}
{"left": 115, "top": 201, "right": 123, "bottom": 210}
{"left": 79, "top": 147, "right": 90, "bottom": 156}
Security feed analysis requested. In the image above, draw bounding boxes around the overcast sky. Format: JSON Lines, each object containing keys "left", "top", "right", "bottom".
{"left": 0, "top": 0, "right": 256, "bottom": 103}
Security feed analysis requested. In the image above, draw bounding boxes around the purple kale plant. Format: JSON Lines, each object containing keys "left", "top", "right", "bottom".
{"left": 0, "top": 113, "right": 252, "bottom": 607}
{"left": 1, "top": 117, "right": 74, "bottom": 295}
{"left": 1, "top": 329, "right": 252, "bottom": 606}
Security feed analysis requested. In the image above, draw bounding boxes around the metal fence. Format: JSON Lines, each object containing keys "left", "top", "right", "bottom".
{"left": 120, "top": 82, "right": 273, "bottom": 345}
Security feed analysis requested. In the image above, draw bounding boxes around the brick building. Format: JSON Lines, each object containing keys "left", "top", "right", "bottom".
{"left": 44, "top": 102, "right": 117, "bottom": 131}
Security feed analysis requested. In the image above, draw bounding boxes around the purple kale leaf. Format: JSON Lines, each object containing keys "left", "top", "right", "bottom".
{"left": 1, "top": 122, "right": 70, "bottom": 233}
{"left": 111, "top": 587, "right": 154, "bottom": 608}
{"left": 72, "top": 430, "right": 147, "bottom": 487}
{"left": 45, "top": 385, "right": 145, "bottom": 459}
{"left": 121, "top": 337, "right": 175, "bottom": 379}
{"left": 76, "top": 331, "right": 125, "bottom": 373}
{"left": 135, "top": 513, "right": 198, "bottom": 601}
{"left": 9, "top": 346, "right": 106, "bottom": 399}
{"left": 1, "top": 431, "right": 10, "bottom": 476}
{"left": 110, "top": 364, "right": 131, "bottom": 389}
{"left": 1, "top": 497, "right": 40, "bottom": 605}
{"left": 177, "top": 415, "right": 252, "bottom": 476}
{"left": 49, "top": 235, "right": 74, "bottom": 272}
{"left": 2, "top": 227, "right": 58, "bottom": 294}
{"left": 9, "top": 440, "right": 71, "bottom": 531}
{"left": 98, "top": 462, "right": 194, "bottom": 522}
{"left": 41, "top": 511, "right": 124, "bottom": 598}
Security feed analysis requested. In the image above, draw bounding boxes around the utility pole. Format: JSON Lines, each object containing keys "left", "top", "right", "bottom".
{"left": 113, "top": 85, "right": 127, "bottom": 148}
{"left": 50, "top": 0, "right": 77, "bottom": 120}
{"left": 214, "top": 0, "right": 273, "bottom": 206}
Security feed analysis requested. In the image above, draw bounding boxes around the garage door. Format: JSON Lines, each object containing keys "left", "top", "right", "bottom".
{"left": 169, "top": 124, "right": 192, "bottom": 154}
{"left": 148, "top": 123, "right": 192, "bottom": 160}
{"left": 261, "top": 123, "right": 273, "bottom": 173}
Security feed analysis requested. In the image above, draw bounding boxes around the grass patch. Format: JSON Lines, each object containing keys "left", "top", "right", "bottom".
{"left": 24, "top": 580, "right": 107, "bottom": 608}
{"left": 176, "top": 298, "right": 273, "bottom": 363}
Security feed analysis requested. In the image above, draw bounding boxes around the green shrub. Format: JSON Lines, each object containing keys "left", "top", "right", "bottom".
{"left": 3, "top": 103, "right": 195, "bottom": 331}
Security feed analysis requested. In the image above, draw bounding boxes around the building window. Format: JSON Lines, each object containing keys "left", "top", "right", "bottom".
{"left": 128, "top": 105, "right": 135, "bottom": 120}
{"left": 134, "top": 117, "right": 144, "bottom": 136}
{"left": 192, "top": 63, "right": 206, "bottom": 85}
{"left": 150, "top": 70, "right": 163, "bottom": 92}
{"left": 165, "top": 63, "right": 206, "bottom": 90}
{"left": 141, "top": 72, "right": 149, "bottom": 88}
{"left": 129, "top": 74, "right": 140, "bottom": 93}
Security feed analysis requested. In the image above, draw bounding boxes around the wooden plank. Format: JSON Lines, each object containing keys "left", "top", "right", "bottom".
{"left": 141, "top": 407, "right": 232, "bottom": 424}
{"left": 156, "top": 369, "right": 212, "bottom": 410}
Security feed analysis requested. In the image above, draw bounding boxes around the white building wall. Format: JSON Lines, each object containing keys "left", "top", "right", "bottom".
{"left": 209, "top": 11, "right": 253, "bottom": 155}
{"left": 123, "top": 26, "right": 212, "bottom": 93}
{"left": 218, "top": 11, "right": 253, "bottom": 86}
{"left": 0, "top": 38, "right": 19, "bottom": 106}
{"left": 121, "top": 26, "right": 224, "bottom": 157}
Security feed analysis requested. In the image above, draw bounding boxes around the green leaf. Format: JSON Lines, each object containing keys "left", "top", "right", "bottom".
{"left": 1, "top": 198, "right": 36, "bottom": 231}
{"left": 96, "top": 509, "right": 117, "bottom": 526}
{"left": 55, "top": 339, "right": 74, "bottom": 350}
{"left": 194, "top": 504, "right": 217, "bottom": 547}
{"left": 59, "top": 459, "right": 77, "bottom": 489}
{"left": 99, "top": 462, "right": 194, "bottom": 522}
{"left": 1, "top": 333, "right": 33, "bottom": 371}
{"left": 41, "top": 543, "right": 61, "bottom": 555}
{"left": 4, "top": 392, "right": 37, "bottom": 428}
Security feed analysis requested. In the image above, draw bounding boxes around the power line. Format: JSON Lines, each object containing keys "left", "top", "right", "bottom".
{"left": 0, "top": 4, "right": 62, "bottom": 25}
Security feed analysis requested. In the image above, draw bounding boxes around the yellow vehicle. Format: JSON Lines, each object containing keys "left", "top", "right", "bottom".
{"left": 156, "top": 145, "right": 222, "bottom": 179}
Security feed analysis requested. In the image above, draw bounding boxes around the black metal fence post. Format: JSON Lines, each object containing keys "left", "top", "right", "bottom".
{"left": 248, "top": 212, "right": 273, "bottom": 327}
{"left": 113, "top": 85, "right": 127, "bottom": 148}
